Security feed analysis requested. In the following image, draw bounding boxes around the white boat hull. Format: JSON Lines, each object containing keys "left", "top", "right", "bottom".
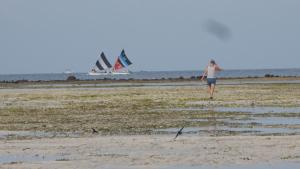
{"left": 88, "top": 72, "right": 130, "bottom": 75}
{"left": 111, "top": 72, "right": 130, "bottom": 75}
{"left": 88, "top": 72, "right": 109, "bottom": 76}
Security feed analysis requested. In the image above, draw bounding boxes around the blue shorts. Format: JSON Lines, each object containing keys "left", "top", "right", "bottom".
{"left": 207, "top": 78, "right": 216, "bottom": 86}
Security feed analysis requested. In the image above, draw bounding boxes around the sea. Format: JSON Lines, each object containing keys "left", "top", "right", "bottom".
{"left": 0, "top": 68, "right": 300, "bottom": 81}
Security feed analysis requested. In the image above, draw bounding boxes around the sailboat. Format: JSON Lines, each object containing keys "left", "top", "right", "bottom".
{"left": 111, "top": 49, "right": 132, "bottom": 75}
{"left": 88, "top": 52, "right": 112, "bottom": 75}
{"left": 64, "top": 69, "right": 73, "bottom": 74}
{"left": 88, "top": 50, "right": 133, "bottom": 75}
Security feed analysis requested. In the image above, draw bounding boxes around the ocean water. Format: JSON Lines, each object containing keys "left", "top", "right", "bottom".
{"left": 0, "top": 68, "right": 299, "bottom": 81}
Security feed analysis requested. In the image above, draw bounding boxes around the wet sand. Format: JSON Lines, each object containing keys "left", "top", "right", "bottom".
{"left": 1, "top": 135, "right": 300, "bottom": 168}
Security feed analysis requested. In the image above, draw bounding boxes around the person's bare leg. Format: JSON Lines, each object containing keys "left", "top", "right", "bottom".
{"left": 208, "top": 85, "right": 211, "bottom": 98}
{"left": 210, "top": 84, "right": 215, "bottom": 99}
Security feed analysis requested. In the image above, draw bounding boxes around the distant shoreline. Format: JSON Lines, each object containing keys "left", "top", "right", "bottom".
{"left": 0, "top": 75, "right": 299, "bottom": 84}
{"left": 1, "top": 68, "right": 300, "bottom": 83}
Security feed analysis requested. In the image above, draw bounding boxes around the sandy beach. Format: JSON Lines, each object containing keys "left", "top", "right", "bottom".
{"left": 1, "top": 135, "right": 300, "bottom": 169}
{"left": 0, "top": 78, "right": 300, "bottom": 168}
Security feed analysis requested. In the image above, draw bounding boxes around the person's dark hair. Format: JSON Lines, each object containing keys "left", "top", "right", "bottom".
{"left": 210, "top": 59, "right": 216, "bottom": 65}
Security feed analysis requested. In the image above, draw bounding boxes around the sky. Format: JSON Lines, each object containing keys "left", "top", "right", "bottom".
{"left": 1, "top": 0, "right": 300, "bottom": 74}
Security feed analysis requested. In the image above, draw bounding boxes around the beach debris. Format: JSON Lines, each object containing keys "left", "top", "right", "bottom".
{"left": 66, "top": 75, "right": 77, "bottom": 81}
{"left": 174, "top": 127, "right": 184, "bottom": 140}
{"left": 264, "top": 74, "right": 279, "bottom": 78}
{"left": 91, "top": 128, "right": 98, "bottom": 134}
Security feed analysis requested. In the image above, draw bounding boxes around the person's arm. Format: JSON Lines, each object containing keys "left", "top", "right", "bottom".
{"left": 215, "top": 64, "right": 222, "bottom": 71}
{"left": 201, "top": 67, "right": 208, "bottom": 80}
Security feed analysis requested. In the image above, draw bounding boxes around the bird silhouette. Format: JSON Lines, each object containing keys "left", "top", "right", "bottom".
{"left": 174, "top": 127, "right": 184, "bottom": 140}
{"left": 91, "top": 128, "right": 98, "bottom": 134}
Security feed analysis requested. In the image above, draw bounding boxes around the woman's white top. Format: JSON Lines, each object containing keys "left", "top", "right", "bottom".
{"left": 207, "top": 65, "right": 216, "bottom": 78}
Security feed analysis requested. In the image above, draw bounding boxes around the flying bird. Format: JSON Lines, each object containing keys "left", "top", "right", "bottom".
{"left": 174, "top": 127, "right": 184, "bottom": 140}
{"left": 91, "top": 128, "right": 98, "bottom": 134}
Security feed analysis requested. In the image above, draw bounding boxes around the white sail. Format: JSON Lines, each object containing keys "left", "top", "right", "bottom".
{"left": 88, "top": 52, "right": 112, "bottom": 75}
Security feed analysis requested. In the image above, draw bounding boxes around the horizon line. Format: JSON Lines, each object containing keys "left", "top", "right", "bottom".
{"left": 1, "top": 67, "right": 300, "bottom": 76}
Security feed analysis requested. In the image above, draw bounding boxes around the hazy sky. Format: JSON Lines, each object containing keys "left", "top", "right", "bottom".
{"left": 1, "top": 0, "right": 300, "bottom": 74}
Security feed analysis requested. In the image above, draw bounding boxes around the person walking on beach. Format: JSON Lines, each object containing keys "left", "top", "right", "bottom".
{"left": 201, "top": 59, "right": 222, "bottom": 99}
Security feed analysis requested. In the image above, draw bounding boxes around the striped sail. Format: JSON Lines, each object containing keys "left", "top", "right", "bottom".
{"left": 113, "top": 50, "right": 132, "bottom": 71}
{"left": 93, "top": 52, "right": 112, "bottom": 72}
